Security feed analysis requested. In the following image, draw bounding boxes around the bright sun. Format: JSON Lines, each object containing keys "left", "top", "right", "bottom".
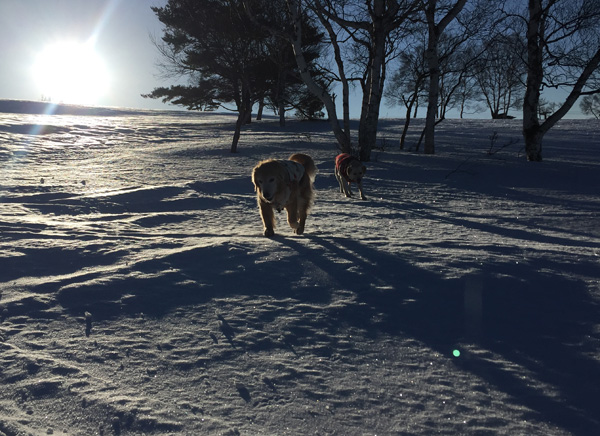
{"left": 32, "top": 41, "right": 110, "bottom": 105}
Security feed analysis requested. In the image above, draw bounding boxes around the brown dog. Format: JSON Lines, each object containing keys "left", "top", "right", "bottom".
{"left": 252, "top": 153, "right": 317, "bottom": 237}
{"left": 335, "top": 153, "right": 367, "bottom": 200}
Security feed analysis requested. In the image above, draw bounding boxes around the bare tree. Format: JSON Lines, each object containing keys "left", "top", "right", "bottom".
{"left": 245, "top": 0, "right": 353, "bottom": 152}
{"left": 256, "top": 4, "right": 327, "bottom": 127}
{"left": 315, "top": 0, "right": 421, "bottom": 161}
{"left": 580, "top": 94, "right": 600, "bottom": 118}
{"left": 422, "top": 0, "right": 467, "bottom": 154}
{"left": 248, "top": 0, "right": 422, "bottom": 160}
{"left": 419, "top": 0, "right": 502, "bottom": 153}
{"left": 436, "top": 34, "right": 478, "bottom": 119}
{"left": 537, "top": 98, "right": 557, "bottom": 120}
{"left": 308, "top": 2, "right": 354, "bottom": 147}
{"left": 473, "top": 33, "right": 525, "bottom": 119}
{"left": 386, "top": 22, "right": 484, "bottom": 150}
{"left": 454, "top": 74, "right": 479, "bottom": 118}
{"left": 407, "top": 31, "right": 478, "bottom": 152}
{"left": 513, "top": 0, "right": 600, "bottom": 161}
{"left": 286, "top": 1, "right": 353, "bottom": 150}
{"left": 385, "top": 41, "right": 428, "bottom": 149}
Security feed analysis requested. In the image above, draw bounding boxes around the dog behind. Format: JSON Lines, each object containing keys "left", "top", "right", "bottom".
{"left": 252, "top": 153, "right": 316, "bottom": 236}
{"left": 335, "top": 153, "right": 367, "bottom": 200}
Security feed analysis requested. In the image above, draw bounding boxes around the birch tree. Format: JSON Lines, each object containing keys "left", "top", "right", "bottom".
{"left": 517, "top": 0, "right": 600, "bottom": 161}
{"left": 422, "top": 0, "right": 467, "bottom": 155}
{"left": 316, "top": 0, "right": 420, "bottom": 161}
{"left": 473, "top": 33, "right": 525, "bottom": 119}
{"left": 385, "top": 43, "right": 428, "bottom": 149}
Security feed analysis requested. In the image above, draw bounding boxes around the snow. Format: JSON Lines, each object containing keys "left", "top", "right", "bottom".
{"left": 1, "top": 103, "right": 599, "bottom": 435}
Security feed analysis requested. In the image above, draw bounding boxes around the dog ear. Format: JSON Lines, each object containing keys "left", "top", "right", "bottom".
{"left": 251, "top": 170, "right": 258, "bottom": 192}
{"left": 362, "top": 165, "right": 366, "bottom": 174}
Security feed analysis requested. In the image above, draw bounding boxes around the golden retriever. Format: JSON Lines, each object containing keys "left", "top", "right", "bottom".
{"left": 252, "top": 153, "right": 317, "bottom": 237}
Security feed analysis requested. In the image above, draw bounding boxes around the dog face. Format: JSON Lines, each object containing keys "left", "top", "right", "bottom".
{"left": 252, "top": 161, "right": 285, "bottom": 202}
{"left": 345, "top": 160, "right": 366, "bottom": 182}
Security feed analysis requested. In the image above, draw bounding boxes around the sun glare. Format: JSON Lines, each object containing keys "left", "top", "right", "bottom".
{"left": 32, "top": 41, "right": 110, "bottom": 105}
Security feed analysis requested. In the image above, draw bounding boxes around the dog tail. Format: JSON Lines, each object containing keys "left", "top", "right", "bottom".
{"left": 289, "top": 153, "right": 317, "bottom": 182}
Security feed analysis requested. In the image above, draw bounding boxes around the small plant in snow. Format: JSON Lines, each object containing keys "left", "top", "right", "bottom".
{"left": 487, "top": 131, "right": 520, "bottom": 156}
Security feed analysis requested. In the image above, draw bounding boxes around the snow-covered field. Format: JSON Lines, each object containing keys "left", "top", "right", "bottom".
{"left": 1, "top": 105, "right": 599, "bottom": 435}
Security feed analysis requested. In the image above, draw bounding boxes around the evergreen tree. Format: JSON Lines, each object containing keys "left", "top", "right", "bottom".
{"left": 144, "top": 0, "right": 324, "bottom": 152}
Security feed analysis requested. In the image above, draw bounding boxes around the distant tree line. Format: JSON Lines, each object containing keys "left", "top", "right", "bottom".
{"left": 145, "top": 0, "right": 600, "bottom": 162}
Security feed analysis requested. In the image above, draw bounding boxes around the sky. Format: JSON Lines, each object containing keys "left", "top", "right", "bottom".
{"left": 0, "top": 0, "right": 173, "bottom": 111}
{"left": 0, "top": 0, "right": 589, "bottom": 119}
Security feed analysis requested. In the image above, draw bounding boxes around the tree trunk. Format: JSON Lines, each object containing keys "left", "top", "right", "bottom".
{"left": 400, "top": 105, "right": 412, "bottom": 151}
{"left": 288, "top": 0, "right": 351, "bottom": 153}
{"left": 278, "top": 99, "right": 286, "bottom": 127}
{"left": 423, "top": 0, "right": 467, "bottom": 155}
{"left": 231, "top": 81, "right": 252, "bottom": 153}
{"left": 256, "top": 98, "right": 264, "bottom": 121}
{"left": 424, "top": 45, "right": 439, "bottom": 155}
{"left": 522, "top": 0, "right": 600, "bottom": 161}
{"left": 424, "top": 1, "right": 440, "bottom": 155}
{"left": 276, "top": 71, "right": 286, "bottom": 126}
{"left": 358, "top": 67, "right": 385, "bottom": 161}
{"left": 231, "top": 111, "right": 244, "bottom": 153}
{"left": 400, "top": 92, "right": 417, "bottom": 150}
{"left": 316, "top": 11, "right": 352, "bottom": 143}
{"left": 523, "top": 121, "right": 543, "bottom": 161}
{"left": 522, "top": 0, "right": 544, "bottom": 161}
{"left": 357, "top": 0, "right": 388, "bottom": 162}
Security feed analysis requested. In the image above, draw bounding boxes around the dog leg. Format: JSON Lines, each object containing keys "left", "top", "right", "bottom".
{"left": 335, "top": 169, "right": 345, "bottom": 194}
{"left": 288, "top": 195, "right": 306, "bottom": 235}
{"left": 259, "top": 200, "right": 276, "bottom": 237}
{"left": 285, "top": 197, "right": 299, "bottom": 232}
{"left": 357, "top": 180, "right": 367, "bottom": 200}
{"left": 296, "top": 206, "right": 307, "bottom": 235}
{"left": 343, "top": 179, "right": 353, "bottom": 198}
{"left": 336, "top": 169, "right": 352, "bottom": 197}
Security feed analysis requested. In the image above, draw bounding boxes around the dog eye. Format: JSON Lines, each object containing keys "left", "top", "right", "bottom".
{"left": 268, "top": 177, "right": 275, "bottom": 183}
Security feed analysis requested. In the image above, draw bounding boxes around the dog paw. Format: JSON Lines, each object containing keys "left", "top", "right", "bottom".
{"left": 264, "top": 228, "right": 275, "bottom": 237}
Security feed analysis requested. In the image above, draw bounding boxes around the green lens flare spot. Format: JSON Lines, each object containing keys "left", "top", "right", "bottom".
{"left": 452, "top": 349, "right": 461, "bottom": 357}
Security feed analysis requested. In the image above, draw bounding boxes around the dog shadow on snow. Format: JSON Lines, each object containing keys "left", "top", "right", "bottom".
{"left": 279, "top": 234, "right": 600, "bottom": 436}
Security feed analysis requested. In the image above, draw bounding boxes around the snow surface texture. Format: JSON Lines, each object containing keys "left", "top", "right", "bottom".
{"left": 0, "top": 107, "right": 599, "bottom": 435}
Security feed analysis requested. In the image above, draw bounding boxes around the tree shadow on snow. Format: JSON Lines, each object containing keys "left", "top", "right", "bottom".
{"left": 43, "top": 216, "right": 600, "bottom": 434}
{"left": 280, "top": 234, "right": 600, "bottom": 435}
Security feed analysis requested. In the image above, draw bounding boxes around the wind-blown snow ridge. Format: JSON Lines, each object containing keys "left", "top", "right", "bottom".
{"left": 0, "top": 111, "right": 599, "bottom": 435}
